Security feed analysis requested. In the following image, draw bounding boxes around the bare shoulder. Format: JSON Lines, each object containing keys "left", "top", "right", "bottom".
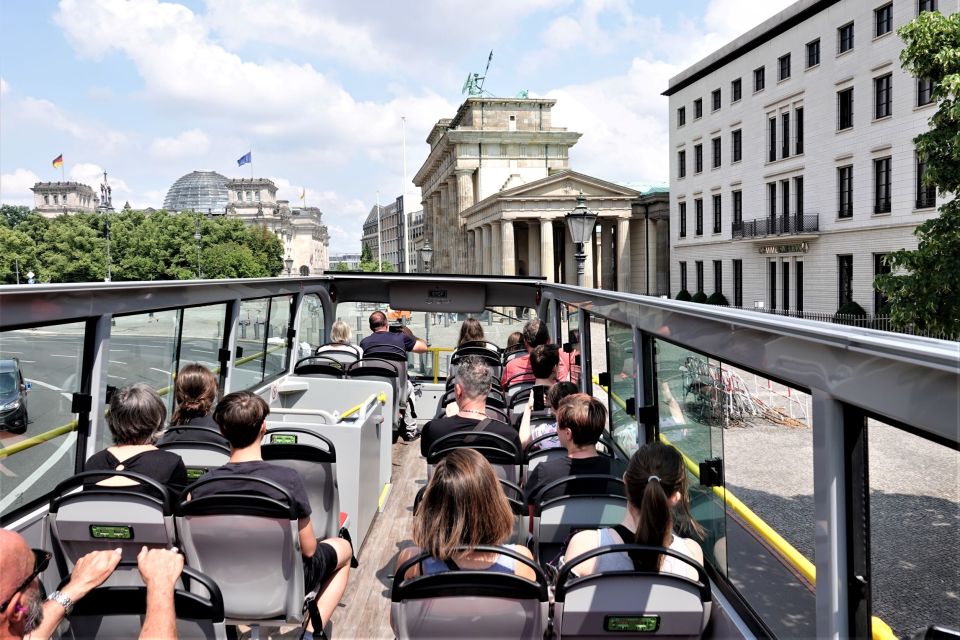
{"left": 682, "top": 536, "right": 704, "bottom": 564}
{"left": 396, "top": 545, "right": 423, "bottom": 579}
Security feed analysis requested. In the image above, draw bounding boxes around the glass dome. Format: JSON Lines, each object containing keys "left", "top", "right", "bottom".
{"left": 163, "top": 171, "right": 229, "bottom": 213}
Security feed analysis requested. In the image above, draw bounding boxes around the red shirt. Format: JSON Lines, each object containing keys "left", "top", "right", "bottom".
{"left": 501, "top": 351, "right": 571, "bottom": 386}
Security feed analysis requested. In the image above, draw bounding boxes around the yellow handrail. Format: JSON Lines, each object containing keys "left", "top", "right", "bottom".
{"left": 339, "top": 392, "right": 387, "bottom": 420}
{"left": 427, "top": 346, "right": 454, "bottom": 384}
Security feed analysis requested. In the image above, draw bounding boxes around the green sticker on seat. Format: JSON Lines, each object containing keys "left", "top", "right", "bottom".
{"left": 604, "top": 615, "right": 660, "bottom": 632}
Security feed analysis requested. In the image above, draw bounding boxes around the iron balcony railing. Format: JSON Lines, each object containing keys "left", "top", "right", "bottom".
{"left": 732, "top": 213, "right": 819, "bottom": 239}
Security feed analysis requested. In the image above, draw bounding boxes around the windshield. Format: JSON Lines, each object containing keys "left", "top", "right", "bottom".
{"left": 0, "top": 371, "right": 18, "bottom": 395}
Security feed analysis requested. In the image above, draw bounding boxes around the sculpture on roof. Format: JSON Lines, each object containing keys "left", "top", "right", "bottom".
{"left": 462, "top": 50, "right": 493, "bottom": 97}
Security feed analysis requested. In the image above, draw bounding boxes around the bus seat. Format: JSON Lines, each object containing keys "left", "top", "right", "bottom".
{"left": 451, "top": 349, "right": 502, "bottom": 379}
{"left": 413, "top": 479, "right": 527, "bottom": 545}
{"left": 175, "top": 475, "right": 305, "bottom": 624}
{"left": 522, "top": 435, "right": 567, "bottom": 484}
{"left": 503, "top": 344, "right": 527, "bottom": 363}
{"left": 261, "top": 427, "right": 340, "bottom": 539}
{"left": 508, "top": 385, "right": 550, "bottom": 427}
{"left": 157, "top": 438, "right": 231, "bottom": 483}
{"left": 426, "top": 430, "right": 522, "bottom": 484}
{"left": 530, "top": 476, "right": 627, "bottom": 565}
{"left": 58, "top": 562, "right": 227, "bottom": 640}
{"left": 554, "top": 545, "right": 712, "bottom": 639}
{"left": 46, "top": 470, "right": 176, "bottom": 577}
{"left": 347, "top": 359, "right": 402, "bottom": 412}
{"left": 391, "top": 545, "right": 549, "bottom": 640}
{"left": 293, "top": 355, "right": 347, "bottom": 379}
{"left": 315, "top": 347, "right": 361, "bottom": 366}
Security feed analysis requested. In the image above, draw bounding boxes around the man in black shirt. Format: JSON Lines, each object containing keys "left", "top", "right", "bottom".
{"left": 421, "top": 356, "right": 520, "bottom": 458}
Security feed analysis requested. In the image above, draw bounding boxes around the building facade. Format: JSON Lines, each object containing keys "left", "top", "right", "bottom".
{"left": 407, "top": 209, "right": 425, "bottom": 272}
{"left": 329, "top": 253, "right": 362, "bottom": 270}
{"left": 361, "top": 205, "right": 380, "bottom": 265}
{"left": 31, "top": 182, "right": 98, "bottom": 217}
{"left": 665, "top": 0, "right": 948, "bottom": 314}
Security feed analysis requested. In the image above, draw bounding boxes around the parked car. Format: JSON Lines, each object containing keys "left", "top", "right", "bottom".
{"left": 0, "top": 358, "right": 29, "bottom": 434}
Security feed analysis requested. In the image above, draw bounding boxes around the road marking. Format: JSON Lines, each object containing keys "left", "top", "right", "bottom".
{"left": 109, "top": 360, "right": 127, "bottom": 365}
{"left": 150, "top": 367, "right": 172, "bottom": 375}
{"left": 2, "top": 351, "right": 23, "bottom": 355}
{"left": 188, "top": 349, "right": 216, "bottom": 355}
{"left": 51, "top": 354, "right": 77, "bottom": 358}
{"left": 112, "top": 344, "right": 167, "bottom": 349}
{"left": 0, "top": 432, "right": 77, "bottom": 513}
{"left": 19, "top": 361, "right": 35, "bottom": 364}
{"left": 107, "top": 375, "right": 126, "bottom": 380}
{"left": 27, "top": 379, "right": 73, "bottom": 402}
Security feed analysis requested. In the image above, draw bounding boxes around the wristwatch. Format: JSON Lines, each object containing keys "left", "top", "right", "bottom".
{"left": 47, "top": 590, "right": 74, "bottom": 615}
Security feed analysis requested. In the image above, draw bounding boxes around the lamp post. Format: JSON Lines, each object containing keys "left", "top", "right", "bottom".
{"left": 284, "top": 256, "right": 294, "bottom": 276}
{"left": 419, "top": 242, "right": 433, "bottom": 274}
{"left": 194, "top": 216, "right": 202, "bottom": 279}
{"left": 564, "top": 191, "right": 598, "bottom": 288}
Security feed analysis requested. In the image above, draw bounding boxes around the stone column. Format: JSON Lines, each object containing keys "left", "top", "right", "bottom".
{"left": 501, "top": 219, "right": 516, "bottom": 276}
{"left": 491, "top": 221, "right": 502, "bottom": 275}
{"left": 456, "top": 170, "right": 474, "bottom": 274}
{"left": 583, "top": 226, "right": 595, "bottom": 288}
{"left": 601, "top": 221, "right": 614, "bottom": 290}
{"left": 527, "top": 221, "right": 541, "bottom": 277}
{"left": 540, "top": 219, "right": 555, "bottom": 283}
{"left": 616, "top": 217, "right": 631, "bottom": 292}
{"left": 466, "top": 230, "right": 476, "bottom": 275}
{"left": 445, "top": 176, "right": 459, "bottom": 272}
{"left": 647, "top": 218, "right": 659, "bottom": 295}
{"left": 438, "top": 181, "right": 450, "bottom": 272}
{"left": 430, "top": 192, "right": 441, "bottom": 253}
{"left": 482, "top": 224, "right": 493, "bottom": 275}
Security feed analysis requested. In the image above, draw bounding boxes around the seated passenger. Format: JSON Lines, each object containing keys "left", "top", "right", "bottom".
{"left": 316, "top": 320, "right": 363, "bottom": 358}
{"left": 396, "top": 449, "right": 535, "bottom": 579}
{"left": 157, "top": 363, "right": 228, "bottom": 448}
{"left": 524, "top": 394, "right": 626, "bottom": 504}
{"left": 190, "top": 391, "right": 351, "bottom": 632}
{"left": 422, "top": 356, "right": 520, "bottom": 458}
{"left": 501, "top": 319, "right": 569, "bottom": 386}
{"left": 85, "top": 384, "right": 189, "bottom": 495}
{"left": 457, "top": 317, "right": 486, "bottom": 347}
{"left": 519, "top": 380, "right": 578, "bottom": 450}
{"left": 505, "top": 331, "right": 523, "bottom": 353}
{"left": 562, "top": 442, "right": 704, "bottom": 580}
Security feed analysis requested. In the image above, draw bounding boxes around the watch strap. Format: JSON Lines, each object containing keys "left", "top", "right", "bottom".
{"left": 47, "top": 590, "right": 74, "bottom": 615}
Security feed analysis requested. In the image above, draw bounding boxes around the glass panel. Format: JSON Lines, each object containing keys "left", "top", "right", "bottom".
{"left": 108, "top": 311, "right": 178, "bottom": 426}
{"left": 263, "top": 295, "right": 292, "bottom": 379}
{"left": 1, "top": 322, "right": 84, "bottom": 518}
{"left": 869, "top": 419, "right": 959, "bottom": 636}
{"left": 295, "top": 294, "right": 325, "bottom": 361}
{"left": 559, "top": 304, "right": 581, "bottom": 385}
{"left": 179, "top": 304, "right": 227, "bottom": 377}
{"left": 606, "top": 320, "right": 639, "bottom": 454}
{"left": 235, "top": 298, "right": 270, "bottom": 389}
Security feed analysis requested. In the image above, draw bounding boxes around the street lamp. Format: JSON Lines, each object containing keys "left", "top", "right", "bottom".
{"left": 194, "top": 216, "right": 202, "bottom": 279}
{"left": 419, "top": 242, "right": 433, "bottom": 274}
{"left": 564, "top": 191, "right": 598, "bottom": 288}
{"left": 284, "top": 256, "right": 294, "bottom": 276}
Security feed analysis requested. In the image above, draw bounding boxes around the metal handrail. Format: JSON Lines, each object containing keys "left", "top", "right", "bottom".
{"left": 732, "top": 213, "right": 819, "bottom": 239}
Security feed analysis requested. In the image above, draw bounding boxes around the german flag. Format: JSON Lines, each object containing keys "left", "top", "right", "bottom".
{"left": 52, "top": 154, "right": 63, "bottom": 169}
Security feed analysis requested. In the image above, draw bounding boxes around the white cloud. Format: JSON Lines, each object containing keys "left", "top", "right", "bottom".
{"left": 150, "top": 128, "right": 210, "bottom": 159}
{"left": 704, "top": 0, "right": 796, "bottom": 44}
{"left": 0, "top": 77, "right": 9, "bottom": 97}
{"left": 10, "top": 96, "right": 131, "bottom": 153}
{"left": 70, "top": 163, "right": 131, "bottom": 194}
{"left": 0, "top": 168, "right": 41, "bottom": 206}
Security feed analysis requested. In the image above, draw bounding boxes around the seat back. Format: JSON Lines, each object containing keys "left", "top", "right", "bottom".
{"left": 391, "top": 546, "right": 549, "bottom": 640}
{"left": 157, "top": 438, "right": 231, "bottom": 483}
{"left": 59, "top": 563, "right": 227, "bottom": 640}
{"left": 531, "top": 476, "right": 628, "bottom": 561}
{"left": 175, "top": 475, "right": 304, "bottom": 624}
{"left": 293, "top": 355, "right": 347, "bottom": 378}
{"left": 508, "top": 385, "right": 550, "bottom": 427}
{"left": 555, "top": 545, "right": 712, "bottom": 639}
{"left": 47, "top": 471, "right": 176, "bottom": 574}
{"left": 503, "top": 344, "right": 527, "bottom": 363}
{"left": 451, "top": 348, "right": 502, "bottom": 379}
{"left": 504, "top": 377, "right": 535, "bottom": 406}
{"left": 261, "top": 427, "right": 340, "bottom": 538}
{"left": 426, "top": 430, "right": 521, "bottom": 484}
{"left": 316, "top": 346, "right": 361, "bottom": 366}
{"left": 522, "top": 434, "right": 567, "bottom": 484}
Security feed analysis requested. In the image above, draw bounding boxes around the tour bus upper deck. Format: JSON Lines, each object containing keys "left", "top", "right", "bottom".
{"left": 0, "top": 274, "right": 957, "bottom": 639}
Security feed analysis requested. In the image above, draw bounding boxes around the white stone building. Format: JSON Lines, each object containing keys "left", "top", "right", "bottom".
{"left": 31, "top": 182, "right": 98, "bottom": 217}
{"left": 665, "top": 0, "right": 947, "bottom": 314}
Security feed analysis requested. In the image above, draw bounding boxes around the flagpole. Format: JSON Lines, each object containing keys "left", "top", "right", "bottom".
{"left": 376, "top": 190, "right": 382, "bottom": 273}
{"left": 402, "top": 116, "right": 410, "bottom": 273}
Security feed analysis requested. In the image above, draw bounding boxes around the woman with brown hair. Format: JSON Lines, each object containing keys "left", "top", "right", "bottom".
{"left": 396, "top": 449, "right": 535, "bottom": 579}
{"left": 456, "top": 317, "right": 485, "bottom": 347}
{"left": 157, "top": 363, "right": 227, "bottom": 447}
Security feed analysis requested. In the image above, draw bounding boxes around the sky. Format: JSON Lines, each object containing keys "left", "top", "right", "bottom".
{"left": 0, "top": 0, "right": 795, "bottom": 253}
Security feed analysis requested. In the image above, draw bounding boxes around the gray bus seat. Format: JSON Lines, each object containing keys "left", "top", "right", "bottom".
{"left": 314, "top": 346, "right": 362, "bottom": 366}
{"left": 261, "top": 427, "right": 341, "bottom": 539}
{"left": 413, "top": 478, "right": 527, "bottom": 545}
{"left": 426, "top": 430, "right": 522, "bottom": 484}
{"left": 293, "top": 355, "right": 347, "bottom": 379}
{"left": 157, "top": 437, "right": 231, "bottom": 483}
{"left": 391, "top": 545, "right": 549, "bottom": 639}
{"left": 508, "top": 385, "right": 550, "bottom": 427}
{"left": 46, "top": 470, "right": 176, "bottom": 576}
{"left": 175, "top": 475, "right": 305, "bottom": 625}
{"left": 504, "top": 344, "right": 527, "bottom": 363}
{"left": 347, "top": 358, "right": 402, "bottom": 415}
{"left": 58, "top": 562, "right": 227, "bottom": 640}
{"left": 451, "top": 348, "right": 502, "bottom": 380}
{"left": 555, "top": 545, "right": 712, "bottom": 639}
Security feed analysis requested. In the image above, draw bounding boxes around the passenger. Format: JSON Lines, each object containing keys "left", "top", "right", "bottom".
{"left": 562, "top": 442, "right": 704, "bottom": 580}
{"left": 457, "top": 317, "right": 485, "bottom": 347}
{"left": 519, "top": 380, "right": 579, "bottom": 450}
{"left": 190, "top": 391, "right": 351, "bottom": 634}
{"left": 0, "top": 529, "right": 182, "bottom": 640}
{"left": 316, "top": 320, "right": 363, "bottom": 358}
{"left": 505, "top": 331, "right": 523, "bottom": 352}
{"left": 157, "top": 363, "right": 228, "bottom": 448}
{"left": 396, "top": 449, "right": 535, "bottom": 579}
{"left": 560, "top": 328, "right": 581, "bottom": 384}
{"left": 500, "top": 318, "right": 569, "bottom": 386}
{"left": 85, "top": 384, "right": 189, "bottom": 496}
{"left": 514, "top": 343, "right": 558, "bottom": 433}
{"left": 524, "top": 394, "right": 626, "bottom": 504}
{"left": 421, "top": 356, "right": 520, "bottom": 458}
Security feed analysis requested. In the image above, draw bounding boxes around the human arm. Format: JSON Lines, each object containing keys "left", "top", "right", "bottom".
{"left": 298, "top": 517, "right": 318, "bottom": 558}
{"left": 395, "top": 545, "right": 423, "bottom": 580}
{"left": 31, "top": 549, "right": 122, "bottom": 639}
{"left": 137, "top": 546, "right": 184, "bottom": 640}
{"left": 512, "top": 545, "right": 537, "bottom": 581}
{"left": 562, "top": 530, "right": 600, "bottom": 577}
{"left": 517, "top": 395, "right": 534, "bottom": 448}
{"left": 410, "top": 338, "right": 428, "bottom": 354}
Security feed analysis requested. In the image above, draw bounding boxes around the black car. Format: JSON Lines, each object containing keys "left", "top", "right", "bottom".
{"left": 0, "top": 358, "right": 29, "bottom": 434}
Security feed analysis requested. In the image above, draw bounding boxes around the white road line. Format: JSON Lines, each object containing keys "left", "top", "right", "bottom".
{"left": 109, "top": 361, "right": 127, "bottom": 365}
{"left": 150, "top": 367, "right": 172, "bottom": 375}
{"left": 112, "top": 344, "right": 167, "bottom": 349}
{"left": 26, "top": 379, "right": 72, "bottom": 402}
{"left": 2, "top": 351, "right": 23, "bottom": 355}
{"left": 0, "top": 432, "right": 78, "bottom": 514}
{"left": 51, "top": 354, "right": 77, "bottom": 358}
{"left": 107, "top": 375, "right": 126, "bottom": 380}
{"left": 188, "top": 349, "right": 216, "bottom": 355}
{"left": 19, "top": 361, "right": 35, "bottom": 364}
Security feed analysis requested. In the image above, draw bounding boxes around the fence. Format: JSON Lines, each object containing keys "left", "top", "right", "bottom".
{"left": 727, "top": 307, "right": 951, "bottom": 340}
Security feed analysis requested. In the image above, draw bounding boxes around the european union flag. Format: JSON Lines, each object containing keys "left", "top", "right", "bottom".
{"left": 237, "top": 152, "right": 252, "bottom": 167}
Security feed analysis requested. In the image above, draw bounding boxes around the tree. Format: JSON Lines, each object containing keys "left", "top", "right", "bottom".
{"left": 333, "top": 261, "right": 350, "bottom": 271}
{"left": 0, "top": 227, "right": 38, "bottom": 283}
{"left": 0, "top": 205, "right": 32, "bottom": 229}
{"left": 874, "top": 12, "right": 960, "bottom": 338}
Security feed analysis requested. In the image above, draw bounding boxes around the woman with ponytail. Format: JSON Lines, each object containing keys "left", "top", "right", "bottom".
{"left": 562, "top": 442, "right": 704, "bottom": 579}
{"left": 157, "top": 363, "right": 228, "bottom": 447}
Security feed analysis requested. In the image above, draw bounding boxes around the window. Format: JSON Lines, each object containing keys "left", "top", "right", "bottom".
{"left": 733, "top": 189, "right": 743, "bottom": 225}
{"left": 53, "top": 194, "right": 59, "bottom": 204}
{"left": 712, "top": 89, "right": 721, "bottom": 111}
{"left": 918, "top": 0, "right": 937, "bottom": 13}
{"left": 678, "top": 150, "right": 687, "bottom": 179}
{"left": 795, "top": 107, "right": 804, "bottom": 154}
{"left": 44, "top": 194, "right": 49, "bottom": 205}
{"left": 694, "top": 144, "right": 703, "bottom": 173}
{"left": 712, "top": 137, "right": 721, "bottom": 169}
{"left": 874, "top": 157, "right": 892, "bottom": 213}
{"left": 732, "top": 129, "right": 742, "bottom": 162}
{"left": 679, "top": 202, "right": 687, "bottom": 238}
{"left": 781, "top": 179, "right": 791, "bottom": 220}
{"left": 795, "top": 176, "right": 804, "bottom": 217}
{"left": 781, "top": 112, "right": 791, "bottom": 159}
{"left": 733, "top": 259, "right": 743, "bottom": 307}
{"left": 782, "top": 261, "right": 790, "bottom": 311}
{"left": 695, "top": 261, "right": 704, "bottom": 293}
{"left": 916, "top": 154, "right": 936, "bottom": 208}
{"left": 754, "top": 66, "right": 765, "bottom": 92}
{"left": 694, "top": 98, "right": 703, "bottom": 119}
{"left": 778, "top": 53, "right": 791, "bottom": 81}
{"left": 838, "top": 22, "right": 855, "bottom": 53}
{"left": 768, "top": 117, "right": 777, "bottom": 162}
{"left": 838, "top": 87, "right": 854, "bottom": 130}
{"left": 807, "top": 38, "right": 821, "bottom": 67}
{"left": 255, "top": 190, "right": 261, "bottom": 202}
{"left": 732, "top": 78, "right": 742, "bottom": 102}
{"left": 680, "top": 261, "right": 688, "bottom": 292}
{"left": 695, "top": 198, "right": 704, "bottom": 236}
{"left": 678, "top": 106, "right": 686, "bottom": 127}
{"left": 769, "top": 261, "right": 777, "bottom": 310}
{"left": 838, "top": 165, "right": 854, "bottom": 218}
{"left": 875, "top": 73, "right": 892, "bottom": 118}
{"left": 714, "top": 260, "right": 723, "bottom": 294}
{"left": 875, "top": 3, "right": 893, "bottom": 37}
{"left": 874, "top": 253, "right": 891, "bottom": 313}
{"left": 917, "top": 77, "right": 934, "bottom": 106}
{"left": 712, "top": 194, "right": 722, "bottom": 234}
{"left": 838, "top": 255, "right": 853, "bottom": 306}
{"left": 768, "top": 182, "right": 777, "bottom": 222}
{"left": 796, "top": 262, "right": 804, "bottom": 311}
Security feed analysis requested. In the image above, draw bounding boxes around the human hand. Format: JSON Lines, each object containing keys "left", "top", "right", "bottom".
{"left": 137, "top": 546, "right": 183, "bottom": 591}
{"left": 63, "top": 548, "right": 122, "bottom": 599}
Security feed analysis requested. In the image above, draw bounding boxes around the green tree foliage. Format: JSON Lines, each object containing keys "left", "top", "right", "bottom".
{"left": 333, "top": 261, "right": 350, "bottom": 271}
{"left": 691, "top": 291, "right": 708, "bottom": 303}
{"left": 874, "top": 12, "right": 960, "bottom": 338}
{"left": 0, "top": 227, "right": 38, "bottom": 284}
{"left": 675, "top": 289, "right": 692, "bottom": 301}
{"left": 1, "top": 205, "right": 32, "bottom": 228}
{"left": 706, "top": 292, "right": 729, "bottom": 306}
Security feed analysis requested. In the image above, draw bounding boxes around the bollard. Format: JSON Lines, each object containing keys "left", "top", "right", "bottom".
{"left": 254, "top": 321, "right": 260, "bottom": 340}
{"left": 217, "top": 321, "right": 221, "bottom": 338}
{"left": 240, "top": 322, "right": 247, "bottom": 339}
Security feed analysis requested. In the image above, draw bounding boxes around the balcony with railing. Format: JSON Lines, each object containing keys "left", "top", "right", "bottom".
{"left": 732, "top": 213, "right": 820, "bottom": 240}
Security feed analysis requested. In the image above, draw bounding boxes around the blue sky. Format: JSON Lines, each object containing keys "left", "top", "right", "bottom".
{"left": 0, "top": 0, "right": 793, "bottom": 252}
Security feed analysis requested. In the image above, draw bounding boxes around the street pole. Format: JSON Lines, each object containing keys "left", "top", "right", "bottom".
{"left": 402, "top": 116, "right": 410, "bottom": 273}
{"left": 194, "top": 216, "right": 202, "bottom": 279}
{"left": 14, "top": 258, "right": 19, "bottom": 285}
{"left": 376, "top": 190, "right": 382, "bottom": 272}
{"left": 575, "top": 242, "right": 586, "bottom": 288}
{"left": 105, "top": 210, "right": 112, "bottom": 282}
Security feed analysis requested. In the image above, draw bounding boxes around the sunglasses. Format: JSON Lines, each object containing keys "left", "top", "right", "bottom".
{"left": 0, "top": 549, "right": 51, "bottom": 611}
